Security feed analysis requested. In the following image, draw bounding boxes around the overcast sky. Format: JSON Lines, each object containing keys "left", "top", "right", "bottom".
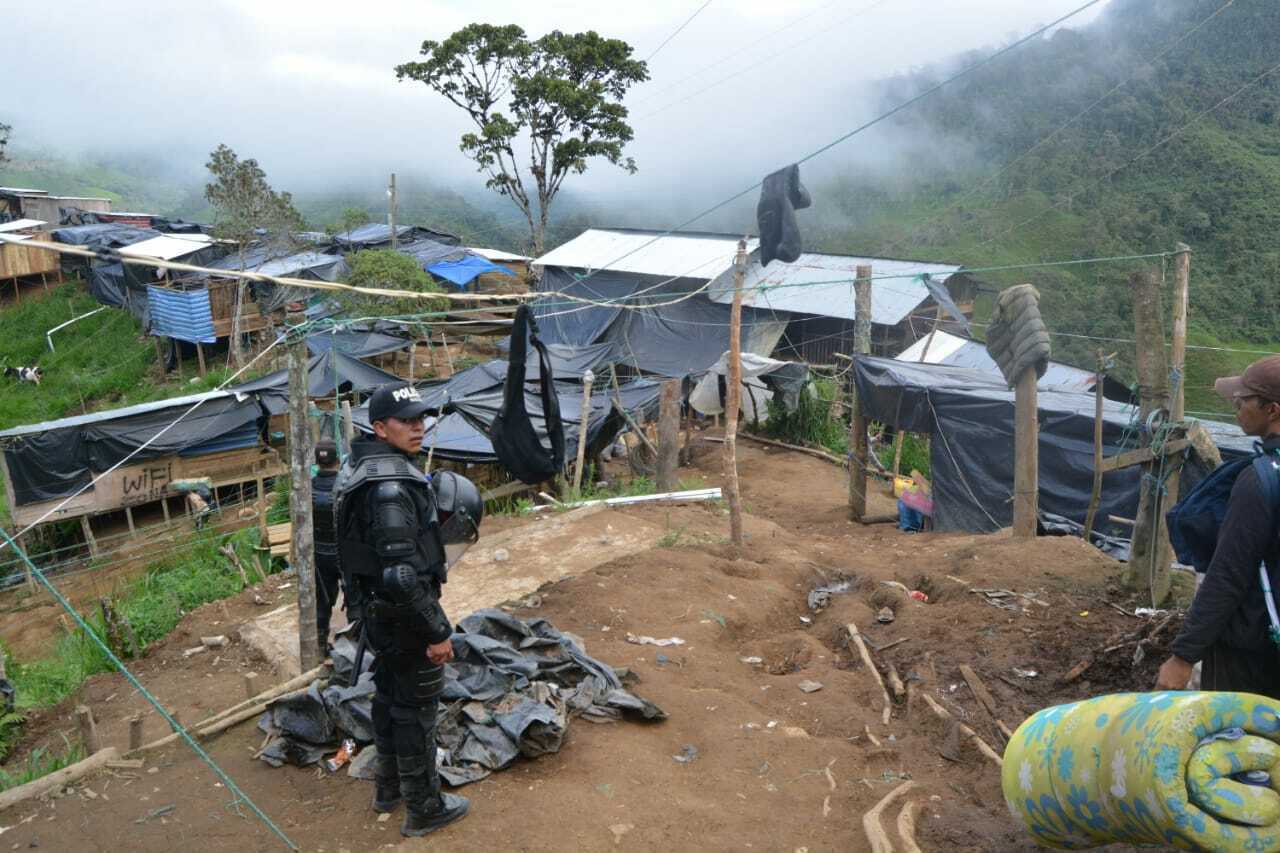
{"left": 3, "top": 0, "right": 1111, "bottom": 209}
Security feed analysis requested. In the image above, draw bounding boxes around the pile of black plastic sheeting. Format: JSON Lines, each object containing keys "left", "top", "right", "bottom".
{"left": 256, "top": 609, "right": 666, "bottom": 785}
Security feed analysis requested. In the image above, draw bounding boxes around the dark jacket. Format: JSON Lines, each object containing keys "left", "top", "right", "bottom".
{"left": 1172, "top": 434, "right": 1280, "bottom": 662}
{"left": 311, "top": 469, "right": 338, "bottom": 557}
{"left": 338, "top": 438, "right": 452, "bottom": 646}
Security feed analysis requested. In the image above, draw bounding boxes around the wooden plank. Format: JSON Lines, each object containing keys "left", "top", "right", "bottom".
{"left": 1099, "top": 439, "right": 1190, "bottom": 474}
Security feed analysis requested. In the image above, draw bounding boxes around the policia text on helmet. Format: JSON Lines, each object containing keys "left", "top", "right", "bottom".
{"left": 331, "top": 382, "right": 482, "bottom": 837}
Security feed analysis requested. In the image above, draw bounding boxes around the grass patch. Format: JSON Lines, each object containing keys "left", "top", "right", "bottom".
{"left": 761, "top": 378, "right": 848, "bottom": 457}
{"left": 0, "top": 736, "right": 85, "bottom": 792}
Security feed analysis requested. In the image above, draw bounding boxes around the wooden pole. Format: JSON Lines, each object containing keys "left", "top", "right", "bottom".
{"left": 1012, "top": 365, "right": 1039, "bottom": 538}
{"left": 1126, "top": 268, "right": 1173, "bottom": 598}
{"left": 1169, "top": 244, "right": 1191, "bottom": 424}
{"left": 388, "top": 173, "right": 398, "bottom": 250}
{"left": 340, "top": 401, "right": 354, "bottom": 450}
{"left": 287, "top": 305, "right": 320, "bottom": 672}
{"left": 80, "top": 515, "right": 99, "bottom": 560}
{"left": 243, "top": 672, "right": 260, "bottom": 702}
{"left": 75, "top": 705, "right": 99, "bottom": 754}
{"left": 407, "top": 340, "right": 416, "bottom": 383}
{"left": 570, "top": 370, "right": 595, "bottom": 496}
{"left": 723, "top": 240, "right": 748, "bottom": 548}
{"left": 656, "top": 379, "right": 681, "bottom": 492}
{"left": 848, "top": 265, "right": 872, "bottom": 521}
{"left": 195, "top": 342, "right": 207, "bottom": 378}
{"left": 128, "top": 716, "right": 144, "bottom": 752}
{"left": 125, "top": 505, "right": 136, "bottom": 535}
{"left": 1083, "top": 349, "right": 1107, "bottom": 541}
{"left": 14, "top": 533, "right": 34, "bottom": 593}
{"left": 440, "top": 332, "right": 454, "bottom": 376}
{"left": 256, "top": 476, "right": 269, "bottom": 544}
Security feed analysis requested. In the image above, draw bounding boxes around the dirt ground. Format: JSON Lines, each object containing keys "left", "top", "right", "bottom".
{"left": 0, "top": 440, "right": 1184, "bottom": 852}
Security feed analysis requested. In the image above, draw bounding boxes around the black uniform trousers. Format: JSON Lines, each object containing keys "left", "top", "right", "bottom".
{"left": 1200, "top": 643, "right": 1280, "bottom": 699}
{"left": 371, "top": 647, "right": 444, "bottom": 804}
{"left": 314, "top": 549, "right": 341, "bottom": 648}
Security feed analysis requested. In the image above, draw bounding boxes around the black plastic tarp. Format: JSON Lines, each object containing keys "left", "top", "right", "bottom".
{"left": 306, "top": 328, "right": 409, "bottom": 359}
{"left": 234, "top": 350, "right": 402, "bottom": 412}
{"left": 50, "top": 224, "right": 158, "bottom": 251}
{"left": 257, "top": 610, "right": 665, "bottom": 784}
{"left": 531, "top": 267, "right": 639, "bottom": 347}
{"left": 1, "top": 393, "right": 264, "bottom": 506}
{"left": 396, "top": 237, "right": 469, "bottom": 267}
{"left": 332, "top": 223, "right": 461, "bottom": 250}
{"left": 852, "top": 356, "right": 1253, "bottom": 537}
{"left": 420, "top": 342, "right": 619, "bottom": 412}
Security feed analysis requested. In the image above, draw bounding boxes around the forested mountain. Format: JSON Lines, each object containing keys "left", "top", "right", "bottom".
{"left": 812, "top": 0, "right": 1279, "bottom": 405}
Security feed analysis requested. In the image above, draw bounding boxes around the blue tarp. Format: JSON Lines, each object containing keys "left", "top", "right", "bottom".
{"left": 147, "top": 286, "right": 215, "bottom": 343}
{"left": 428, "top": 256, "right": 515, "bottom": 288}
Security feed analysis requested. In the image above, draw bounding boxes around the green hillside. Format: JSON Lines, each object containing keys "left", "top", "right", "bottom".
{"left": 810, "top": 0, "right": 1280, "bottom": 416}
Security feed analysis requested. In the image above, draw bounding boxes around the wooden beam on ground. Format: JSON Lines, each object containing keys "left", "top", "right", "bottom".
{"left": 847, "top": 622, "right": 892, "bottom": 725}
{"left": 920, "top": 692, "right": 1002, "bottom": 766}
{"left": 0, "top": 748, "right": 119, "bottom": 812}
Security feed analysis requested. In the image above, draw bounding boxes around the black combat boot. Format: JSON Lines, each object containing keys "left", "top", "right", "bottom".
{"left": 399, "top": 753, "right": 468, "bottom": 837}
{"left": 371, "top": 750, "right": 401, "bottom": 813}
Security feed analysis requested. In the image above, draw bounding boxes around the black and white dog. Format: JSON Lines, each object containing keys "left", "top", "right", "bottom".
{"left": 3, "top": 366, "right": 43, "bottom": 386}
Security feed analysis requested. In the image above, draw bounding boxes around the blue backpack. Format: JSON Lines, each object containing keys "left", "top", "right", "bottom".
{"left": 1166, "top": 446, "right": 1280, "bottom": 573}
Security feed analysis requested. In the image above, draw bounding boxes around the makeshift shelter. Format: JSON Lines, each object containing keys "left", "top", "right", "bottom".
{"left": 394, "top": 238, "right": 515, "bottom": 290}
{"left": 305, "top": 327, "right": 410, "bottom": 360}
{"left": 209, "top": 246, "right": 350, "bottom": 318}
{"left": 0, "top": 225, "right": 59, "bottom": 290}
{"left": 332, "top": 223, "right": 460, "bottom": 251}
{"left": 467, "top": 246, "right": 530, "bottom": 289}
{"left": 532, "top": 229, "right": 788, "bottom": 378}
{"left": 0, "top": 187, "right": 111, "bottom": 229}
{"left": 851, "top": 356, "right": 1252, "bottom": 538}
{"left": 418, "top": 342, "right": 620, "bottom": 412}
{"left": 706, "top": 250, "right": 978, "bottom": 363}
{"left": 0, "top": 389, "right": 285, "bottom": 539}
{"left": 232, "top": 349, "right": 403, "bottom": 413}
{"left": 896, "top": 329, "right": 1131, "bottom": 402}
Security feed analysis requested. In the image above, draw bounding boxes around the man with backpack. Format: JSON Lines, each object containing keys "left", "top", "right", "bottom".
{"left": 1156, "top": 354, "right": 1280, "bottom": 695}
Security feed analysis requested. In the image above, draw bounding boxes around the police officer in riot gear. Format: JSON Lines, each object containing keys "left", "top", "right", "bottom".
{"left": 311, "top": 440, "right": 342, "bottom": 659}
{"left": 333, "top": 381, "right": 481, "bottom": 837}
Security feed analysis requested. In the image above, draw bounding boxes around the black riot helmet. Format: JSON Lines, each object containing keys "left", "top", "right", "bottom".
{"left": 431, "top": 471, "right": 483, "bottom": 566}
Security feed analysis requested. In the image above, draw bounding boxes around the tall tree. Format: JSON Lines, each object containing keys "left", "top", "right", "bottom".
{"left": 396, "top": 24, "right": 648, "bottom": 262}
{"left": 204, "top": 144, "right": 303, "bottom": 366}
{"left": 0, "top": 122, "right": 10, "bottom": 165}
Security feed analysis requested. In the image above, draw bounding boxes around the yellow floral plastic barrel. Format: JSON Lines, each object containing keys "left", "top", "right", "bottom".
{"left": 1002, "top": 692, "right": 1280, "bottom": 850}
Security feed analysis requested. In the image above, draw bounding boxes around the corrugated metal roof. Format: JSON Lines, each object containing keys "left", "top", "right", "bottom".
{"left": 898, "top": 330, "right": 1099, "bottom": 392}
{"left": 148, "top": 286, "right": 216, "bottom": 343}
{"left": 0, "top": 389, "right": 236, "bottom": 439}
{"left": 0, "top": 188, "right": 49, "bottom": 196}
{"left": 467, "top": 246, "right": 529, "bottom": 263}
{"left": 118, "top": 233, "right": 213, "bottom": 261}
{"left": 0, "top": 219, "right": 46, "bottom": 233}
{"left": 708, "top": 252, "right": 961, "bottom": 326}
{"left": 535, "top": 227, "right": 758, "bottom": 280}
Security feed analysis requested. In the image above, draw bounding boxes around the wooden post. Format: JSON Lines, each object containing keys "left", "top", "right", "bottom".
{"left": 1169, "top": 244, "right": 1192, "bottom": 424}
{"left": 80, "top": 516, "right": 99, "bottom": 560}
{"left": 256, "top": 476, "right": 269, "bottom": 544}
{"left": 570, "top": 370, "right": 595, "bottom": 496}
{"left": 243, "top": 672, "right": 259, "bottom": 702}
{"left": 125, "top": 505, "right": 136, "bottom": 535}
{"left": 1012, "top": 365, "right": 1039, "bottom": 539}
{"left": 848, "top": 265, "right": 872, "bottom": 521}
{"left": 13, "top": 533, "right": 34, "bottom": 593}
{"left": 407, "top": 341, "right": 416, "bottom": 383}
{"left": 724, "top": 240, "right": 748, "bottom": 547}
{"left": 440, "top": 332, "right": 455, "bottom": 376}
{"left": 340, "top": 401, "right": 354, "bottom": 450}
{"left": 657, "top": 379, "right": 681, "bottom": 492}
{"left": 160, "top": 496, "right": 171, "bottom": 525}
{"left": 1126, "top": 268, "right": 1173, "bottom": 598}
{"left": 287, "top": 306, "right": 320, "bottom": 672}
{"left": 388, "top": 173, "right": 398, "bottom": 250}
{"left": 128, "top": 715, "right": 144, "bottom": 752}
{"left": 75, "top": 706, "right": 99, "bottom": 754}
{"left": 195, "top": 342, "right": 207, "bottom": 378}
{"left": 1083, "top": 349, "right": 1107, "bottom": 541}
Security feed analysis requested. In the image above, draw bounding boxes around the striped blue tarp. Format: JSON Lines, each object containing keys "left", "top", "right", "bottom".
{"left": 147, "top": 286, "right": 216, "bottom": 343}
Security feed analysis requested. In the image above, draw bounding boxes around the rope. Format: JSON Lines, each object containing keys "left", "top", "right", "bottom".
{"left": 0, "top": 526, "right": 297, "bottom": 850}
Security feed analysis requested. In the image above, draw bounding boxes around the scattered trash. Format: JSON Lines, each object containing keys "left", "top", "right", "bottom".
{"left": 325, "top": 739, "right": 357, "bottom": 773}
{"left": 807, "top": 579, "right": 854, "bottom": 611}
{"left": 1134, "top": 607, "right": 1167, "bottom": 618}
{"left": 799, "top": 616, "right": 813, "bottom": 625}
{"left": 494, "top": 549, "right": 510, "bottom": 563}
{"left": 782, "top": 727, "right": 810, "bottom": 739}
{"left": 625, "top": 634, "right": 686, "bottom": 647}
{"left": 377, "top": 813, "right": 391, "bottom": 823}
{"left": 655, "top": 654, "right": 670, "bottom": 666}
{"left": 1012, "top": 667, "right": 1039, "bottom": 679}
{"left": 609, "top": 823, "right": 635, "bottom": 845}
{"left": 908, "top": 590, "right": 929, "bottom": 603}
{"left": 672, "top": 744, "right": 699, "bottom": 764}
{"left": 182, "top": 646, "right": 206, "bottom": 659}
{"left": 739, "top": 656, "right": 764, "bottom": 665}
{"left": 278, "top": 583, "right": 292, "bottom": 590}
{"left": 347, "top": 744, "right": 379, "bottom": 780}
{"left": 702, "top": 610, "right": 727, "bottom": 628}
{"left": 252, "top": 594, "right": 268, "bottom": 606}
{"left": 876, "top": 607, "right": 895, "bottom": 624}
{"left": 1078, "top": 611, "right": 1090, "bottom": 617}
{"left": 134, "top": 805, "right": 175, "bottom": 824}
{"left": 518, "top": 594, "right": 543, "bottom": 609}
{"left": 798, "top": 680, "right": 824, "bottom": 694}
{"left": 766, "top": 721, "right": 778, "bottom": 729}
{"left": 200, "top": 635, "right": 228, "bottom": 649}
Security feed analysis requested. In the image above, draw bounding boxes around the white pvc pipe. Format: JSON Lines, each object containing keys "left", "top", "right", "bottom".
{"left": 46, "top": 306, "right": 107, "bottom": 352}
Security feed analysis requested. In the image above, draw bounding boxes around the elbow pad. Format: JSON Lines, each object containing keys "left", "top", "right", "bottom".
{"left": 381, "top": 564, "right": 426, "bottom": 606}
